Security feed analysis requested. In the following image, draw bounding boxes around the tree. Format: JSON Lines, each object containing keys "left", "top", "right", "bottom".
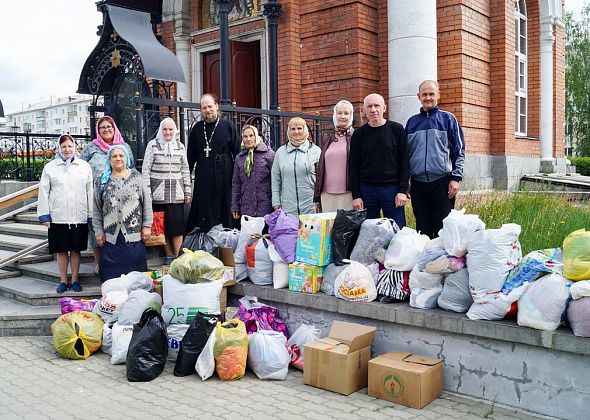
{"left": 566, "top": 4, "right": 590, "bottom": 156}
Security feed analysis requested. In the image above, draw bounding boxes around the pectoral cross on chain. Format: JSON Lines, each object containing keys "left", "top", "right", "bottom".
{"left": 204, "top": 144, "right": 212, "bottom": 158}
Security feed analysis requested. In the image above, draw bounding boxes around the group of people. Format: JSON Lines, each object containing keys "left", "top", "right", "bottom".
{"left": 37, "top": 80, "right": 465, "bottom": 294}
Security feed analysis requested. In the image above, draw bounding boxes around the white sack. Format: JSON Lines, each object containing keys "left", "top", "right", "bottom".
{"left": 101, "top": 271, "right": 153, "bottom": 296}
{"left": 101, "top": 323, "right": 112, "bottom": 355}
{"left": 269, "top": 244, "right": 289, "bottom": 289}
{"left": 93, "top": 290, "right": 129, "bottom": 325}
{"left": 466, "top": 283, "right": 529, "bottom": 321}
{"left": 118, "top": 290, "right": 162, "bottom": 325}
{"left": 441, "top": 209, "right": 486, "bottom": 257}
{"left": 234, "top": 215, "right": 265, "bottom": 264}
{"left": 167, "top": 324, "right": 189, "bottom": 361}
{"left": 287, "top": 323, "right": 321, "bottom": 370}
{"left": 248, "top": 330, "right": 290, "bottom": 380}
{"left": 350, "top": 218, "right": 397, "bottom": 265}
{"left": 385, "top": 227, "right": 430, "bottom": 271}
{"left": 408, "top": 265, "right": 444, "bottom": 309}
{"left": 247, "top": 237, "right": 273, "bottom": 286}
{"left": 571, "top": 280, "right": 590, "bottom": 300}
{"left": 517, "top": 273, "right": 571, "bottom": 331}
{"left": 438, "top": 269, "right": 473, "bottom": 313}
{"left": 110, "top": 323, "right": 134, "bottom": 364}
{"left": 161, "top": 275, "right": 223, "bottom": 325}
{"left": 195, "top": 325, "right": 217, "bottom": 381}
{"left": 334, "top": 260, "right": 377, "bottom": 302}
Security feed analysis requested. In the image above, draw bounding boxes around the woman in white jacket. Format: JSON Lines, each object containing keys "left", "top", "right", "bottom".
{"left": 38, "top": 135, "right": 93, "bottom": 293}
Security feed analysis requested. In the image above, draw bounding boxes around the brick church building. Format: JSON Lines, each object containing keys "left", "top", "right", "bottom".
{"left": 157, "top": 0, "right": 566, "bottom": 189}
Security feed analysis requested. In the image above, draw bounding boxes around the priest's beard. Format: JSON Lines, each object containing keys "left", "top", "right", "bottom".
{"left": 204, "top": 115, "right": 219, "bottom": 123}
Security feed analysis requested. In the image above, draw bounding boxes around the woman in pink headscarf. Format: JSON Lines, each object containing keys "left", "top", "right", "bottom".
{"left": 81, "top": 116, "right": 134, "bottom": 276}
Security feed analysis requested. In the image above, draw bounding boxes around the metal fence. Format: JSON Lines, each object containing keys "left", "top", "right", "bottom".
{"left": 0, "top": 132, "right": 91, "bottom": 181}
{"left": 133, "top": 96, "right": 334, "bottom": 164}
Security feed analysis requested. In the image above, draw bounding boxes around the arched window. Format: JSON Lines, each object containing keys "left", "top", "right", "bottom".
{"left": 515, "top": 0, "right": 527, "bottom": 135}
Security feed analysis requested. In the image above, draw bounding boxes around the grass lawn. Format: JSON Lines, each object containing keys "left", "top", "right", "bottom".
{"left": 405, "top": 191, "right": 590, "bottom": 254}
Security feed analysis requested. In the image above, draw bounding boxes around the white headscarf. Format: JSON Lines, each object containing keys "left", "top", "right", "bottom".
{"left": 155, "top": 117, "right": 179, "bottom": 156}
{"left": 332, "top": 100, "right": 354, "bottom": 132}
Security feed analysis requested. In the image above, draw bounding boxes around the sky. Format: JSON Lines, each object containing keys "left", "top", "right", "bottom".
{"left": 0, "top": 0, "right": 588, "bottom": 115}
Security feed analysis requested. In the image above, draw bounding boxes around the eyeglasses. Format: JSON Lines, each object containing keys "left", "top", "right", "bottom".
{"left": 99, "top": 126, "right": 113, "bottom": 131}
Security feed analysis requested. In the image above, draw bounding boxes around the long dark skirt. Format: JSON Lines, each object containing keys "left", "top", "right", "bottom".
{"left": 48, "top": 223, "right": 88, "bottom": 254}
{"left": 99, "top": 232, "right": 147, "bottom": 282}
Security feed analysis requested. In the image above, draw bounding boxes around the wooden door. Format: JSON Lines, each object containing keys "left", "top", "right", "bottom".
{"left": 201, "top": 41, "right": 261, "bottom": 108}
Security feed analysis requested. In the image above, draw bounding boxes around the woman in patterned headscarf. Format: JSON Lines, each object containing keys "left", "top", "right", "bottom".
{"left": 231, "top": 125, "right": 275, "bottom": 219}
{"left": 93, "top": 145, "right": 152, "bottom": 281}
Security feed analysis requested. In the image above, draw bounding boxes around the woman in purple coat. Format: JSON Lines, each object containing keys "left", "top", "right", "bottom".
{"left": 231, "top": 125, "right": 275, "bottom": 218}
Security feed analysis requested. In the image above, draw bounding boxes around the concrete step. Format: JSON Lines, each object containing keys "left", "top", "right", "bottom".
{"left": 0, "top": 249, "right": 52, "bottom": 265}
{"left": 0, "top": 222, "right": 47, "bottom": 239}
{"left": 0, "top": 269, "right": 21, "bottom": 279}
{"left": 13, "top": 212, "right": 38, "bottom": 223}
{"left": 17, "top": 260, "right": 99, "bottom": 283}
{"left": 0, "top": 234, "right": 47, "bottom": 252}
{"left": 0, "top": 296, "right": 60, "bottom": 336}
{"left": 0, "top": 276, "right": 102, "bottom": 306}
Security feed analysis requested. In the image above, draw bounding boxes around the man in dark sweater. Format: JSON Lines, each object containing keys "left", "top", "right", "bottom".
{"left": 349, "top": 93, "right": 409, "bottom": 228}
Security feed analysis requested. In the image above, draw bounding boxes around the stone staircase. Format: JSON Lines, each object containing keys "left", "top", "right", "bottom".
{"left": 0, "top": 210, "right": 164, "bottom": 336}
{"left": 0, "top": 211, "right": 103, "bottom": 336}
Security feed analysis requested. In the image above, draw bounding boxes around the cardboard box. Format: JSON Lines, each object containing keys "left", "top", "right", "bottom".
{"left": 288, "top": 262, "right": 324, "bottom": 293}
{"left": 368, "top": 352, "right": 443, "bottom": 409}
{"left": 304, "top": 321, "right": 376, "bottom": 395}
{"left": 295, "top": 212, "right": 336, "bottom": 266}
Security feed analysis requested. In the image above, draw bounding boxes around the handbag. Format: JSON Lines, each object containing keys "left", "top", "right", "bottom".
{"left": 145, "top": 211, "right": 166, "bottom": 247}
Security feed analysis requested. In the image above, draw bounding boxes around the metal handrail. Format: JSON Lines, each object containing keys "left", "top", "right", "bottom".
{"left": 0, "top": 184, "right": 39, "bottom": 211}
{"left": 0, "top": 201, "right": 39, "bottom": 222}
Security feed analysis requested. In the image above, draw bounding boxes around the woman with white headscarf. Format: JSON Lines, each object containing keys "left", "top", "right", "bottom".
{"left": 142, "top": 117, "right": 192, "bottom": 264}
{"left": 314, "top": 100, "right": 355, "bottom": 212}
{"left": 94, "top": 145, "right": 152, "bottom": 281}
{"left": 38, "top": 134, "right": 93, "bottom": 293}
{"left": 231, "top": 125, "right": 275, "bottom": 219}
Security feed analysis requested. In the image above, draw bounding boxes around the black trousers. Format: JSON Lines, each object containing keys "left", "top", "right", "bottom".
{"left": 410, "top": 176, "right": 455, "bottom": 239}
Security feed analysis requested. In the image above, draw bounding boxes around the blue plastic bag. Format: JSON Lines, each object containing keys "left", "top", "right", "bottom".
{"left": 502, "top": 248, "right": 561, "bottom": 294}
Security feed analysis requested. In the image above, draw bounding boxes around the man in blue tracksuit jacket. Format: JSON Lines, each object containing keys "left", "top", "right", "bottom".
{"left": 405, "top": 80, "right": 465, "bottom": 238}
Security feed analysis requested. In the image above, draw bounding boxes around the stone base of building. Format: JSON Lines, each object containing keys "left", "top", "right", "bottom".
{"left": 229, "top": 283, "right": 589, "bottom": 420}
{"left": 462, "top": 155, "right": 569, "bottom": 191}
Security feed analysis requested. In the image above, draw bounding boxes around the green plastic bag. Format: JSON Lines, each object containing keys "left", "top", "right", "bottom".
{"left": 169, "top": 248, "right": 225, "bottom": 284}
{"left": 563, "top": 229, "right": 590, "bottom": 281}
{"left": 51, "top": 311, "right": 104, "bottom": 360}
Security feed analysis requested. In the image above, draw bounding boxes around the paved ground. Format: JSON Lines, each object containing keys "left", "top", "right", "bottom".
{"left": 0, "top": 336, "right": 549, "bottom": 420}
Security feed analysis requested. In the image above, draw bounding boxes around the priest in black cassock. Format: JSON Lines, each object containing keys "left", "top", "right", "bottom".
{"left": 186, "top": 93, "right": 240, "bottom": 233}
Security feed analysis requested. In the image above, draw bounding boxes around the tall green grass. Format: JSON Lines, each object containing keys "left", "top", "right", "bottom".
{"left": 405, "top": 192, "right": 590, "bottom": 254}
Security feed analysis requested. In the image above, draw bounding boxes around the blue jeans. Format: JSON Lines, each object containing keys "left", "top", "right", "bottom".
{"left": 360, "top": 184, "right": 406, "bottom": 229}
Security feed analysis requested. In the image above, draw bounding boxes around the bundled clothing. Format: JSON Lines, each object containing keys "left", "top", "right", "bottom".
{"left": 271, "top": 140, "right": 321, "bottom": 215}
{"left": 231, "top": 142, "right": 275, "bottom": 217}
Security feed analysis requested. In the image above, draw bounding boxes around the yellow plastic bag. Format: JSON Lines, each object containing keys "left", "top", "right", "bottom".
{"left": 169, "top": 249, "right": 225, "bottom": 283}
{"left": 51, "top": 311, "right": 104, "bottom": 360}
{"left": 213, "top": 319, "right": 248, "bottom": 381}
{"left": 563, "top": 229, "right": 590, "bottom": 281}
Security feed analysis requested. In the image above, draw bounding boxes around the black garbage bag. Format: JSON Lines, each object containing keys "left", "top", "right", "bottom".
{"left": 173, "top": 312, "right": 221, "bottom": 376}
{"left": 331, "top": 209, "right": 367, "bottom": 266}
{"left": 182, "top": 227, "right": 215, "bottom": 254}
{"left": 126, "top": 309, "right": 168, "bottom": 382}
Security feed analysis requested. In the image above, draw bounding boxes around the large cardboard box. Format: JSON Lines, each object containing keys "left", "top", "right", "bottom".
{"left": 368, "top": 352, "right": 443, "bottom": 409}
{"left": 288, "top": 262, "right": 324, "bottom": 293}
{"left": 304, "top": 321, "right": 376, "bottom": 395}
{"left": 295, "top": 212, "right": 336, "bottom": 266}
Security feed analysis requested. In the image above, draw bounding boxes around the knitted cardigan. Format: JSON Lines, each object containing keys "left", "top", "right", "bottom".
{"left": 93, "top": 169, "right": 153, "bottom": 244}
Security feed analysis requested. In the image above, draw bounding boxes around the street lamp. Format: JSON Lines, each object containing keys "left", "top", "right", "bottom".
{"left": 11, "top": 123, "right": 19, "bottom": 133}
{"left": 23, "top": 122, "right": 31, "bottom": 133}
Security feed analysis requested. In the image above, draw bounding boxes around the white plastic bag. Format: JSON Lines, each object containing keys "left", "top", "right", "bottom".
{"left": 248, "top": 330, "right": 290, "bottom": 380}
{"left": 517, "top": 273, "right": 571, "bottom": 331}
{"left": 195, "top": 324, "right": 217, "bottom": 381}
{"left": 167, "top": 324, "right": 189, "bottom": 361}
{"left": 101, "top": 271, "right": 153, "bottom": 296}
{"left": 234, "top": 215, "right": 265, "bottom": 264}
{"left": 350, "top": 218, "right": 397, "bottom": 265}
{"left": 385, "top": 227, "right": 430, "bottom": 271}
{"left": 571, "top": 280, "right": 590, "bottom": 300}
{"left": 287, "top": 323, "right": 321, "bottom": 370}
{"left": 269, "top": 244, "right": 288, "bottom": 289}
{"left": 101, "top": 323, "right": 113, "bottom": 355}
{"left": 118, "top": 290, "right": 162, "bottom": 325}
{"left": 321, "top": 263, "right": 348, "bottom": 296}
{"left": 246, "top": 236, "right": 273, "bottom": 286}
{"left": 466, "top": 283, "right": 529, "bottom": 321}
{"left": 441, "top": 209, "right": 486, "bottom": 257}
{"left": 438, "top": 269, "right": 472, "bottom": 313}
{"left": 110, "top": 322, "right": 134, "bottom": 364}
{"left": 334, "top": 260, "right": 377, "bottom": 302}
{"left": 161, "top": 275, "right": 223, "bottom": 325}
{"left": 467, "top": 224, "right": 522, "bottom": 303}
{"left": 408, "top": 265, "right": 444, "bottom": 309}
{"left": 93, "top": 290, "right": 129, "bottom": 325}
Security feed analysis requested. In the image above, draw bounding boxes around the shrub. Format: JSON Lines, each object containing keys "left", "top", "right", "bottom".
{"left": 569, "top": 156, "right": 590, "bottom": 176}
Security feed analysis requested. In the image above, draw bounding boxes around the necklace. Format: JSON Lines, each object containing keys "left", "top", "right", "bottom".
{"left": 203, "top": 117, "right": 220, "bottom": 158}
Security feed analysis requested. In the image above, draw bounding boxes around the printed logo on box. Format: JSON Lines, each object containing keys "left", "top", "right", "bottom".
{"left": 382, "top": 373, "right": 405, "bottom": 397}
{"left": 166, "top": 306, "right": 208, "bottom": 324}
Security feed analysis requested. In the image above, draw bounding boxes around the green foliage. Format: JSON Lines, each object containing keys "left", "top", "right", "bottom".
{"left": 0, "top": 158, "right": 52, "bottom": 181}
{"left": 405, "top": 192, "right": 590, "bottom": 254}
{"left": 566, "top": 6, "right": 590, "bottom": 156}
{"left": 569, "top": 156, "right": 590, "bottom": 176}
